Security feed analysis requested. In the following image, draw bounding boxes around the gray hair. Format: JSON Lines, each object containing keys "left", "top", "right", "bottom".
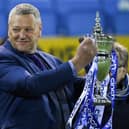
{"left": 8, "top": 3, "right": 42, "bottom": 24}
{"left": 114, "top": 42, "right": 128, "bottom": 68}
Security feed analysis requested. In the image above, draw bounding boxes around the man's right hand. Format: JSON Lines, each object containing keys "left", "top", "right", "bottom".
{"left": 71, "top": 37, "right": 97, "bottom": 72}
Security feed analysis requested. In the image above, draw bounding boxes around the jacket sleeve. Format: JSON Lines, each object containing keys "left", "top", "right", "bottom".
{"left": 73, "top": 77, "right": 85, "bottom": 100}
{"left": 0, "top": 58, "right": 75, "bottom": 97}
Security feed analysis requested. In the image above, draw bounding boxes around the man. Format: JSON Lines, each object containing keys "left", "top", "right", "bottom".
{"left": 112, "top": 42, "right": 129, "bottom": 129}
{"left": 102, "top": 42, "right": 129, "bottom": 129}
{"left": 0, "top": 3, "right": 97, "bottom": 129}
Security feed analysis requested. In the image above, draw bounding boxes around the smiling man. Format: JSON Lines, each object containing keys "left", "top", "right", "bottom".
{"left": 0, "top": 3, "right": 97, "bottom": 129}
{"left": 8, "top": 4, "right": 41, "bottom": 54}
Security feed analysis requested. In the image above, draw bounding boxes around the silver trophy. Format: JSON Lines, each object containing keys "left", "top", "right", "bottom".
{"left": 93, "top": 12, "right": 114, "bottom": 105}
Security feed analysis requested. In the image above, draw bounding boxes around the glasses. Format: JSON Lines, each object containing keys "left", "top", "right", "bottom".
{"left": 118, "top": 65, "right": 125, "bottom": 68}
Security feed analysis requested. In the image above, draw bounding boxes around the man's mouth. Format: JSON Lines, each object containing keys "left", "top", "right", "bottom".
{"left": 16, "top": 41, "right": 30, "bottom": 44}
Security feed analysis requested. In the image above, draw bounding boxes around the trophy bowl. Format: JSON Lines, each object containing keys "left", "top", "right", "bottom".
{"left": 97, "top": 34, "right": 113, "bottom": 81}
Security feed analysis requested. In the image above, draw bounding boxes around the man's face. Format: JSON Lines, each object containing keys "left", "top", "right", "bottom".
{"left": 8, "top": 14, "right": 41, "bottom": 54}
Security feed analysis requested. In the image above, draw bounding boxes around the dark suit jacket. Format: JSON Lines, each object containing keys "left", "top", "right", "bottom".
{"left": 112, "top": 75, "right": 129, "bottom": 129}
{"left": 0, "top": 40, "right": 84, "bottom": 129}
{"left": 102, "top": 75, "right": 129, "bottom": 129}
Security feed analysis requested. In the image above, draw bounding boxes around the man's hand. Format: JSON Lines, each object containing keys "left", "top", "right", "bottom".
{"left": 71, "top": 37, "right": 97, "bottom": 72}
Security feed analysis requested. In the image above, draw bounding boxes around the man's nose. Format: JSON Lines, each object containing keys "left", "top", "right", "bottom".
{"left": 19, "top": 30, "right": 26, "bottom": 39}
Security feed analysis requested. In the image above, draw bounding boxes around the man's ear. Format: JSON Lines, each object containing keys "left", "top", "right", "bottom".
{"left": 117, "top": 67, "right": 127, "bottom": 83}
{"left": 38, "top": 22, "right": 42, "bottom": 38}
{"left": 78, "top": 37, "right": 85, "bottom": 43}
{"left": 39, "top": 30, "right": 42, "bottom": 37}
{"left": 123, "top": 67, "right": 127, "bottom": 76}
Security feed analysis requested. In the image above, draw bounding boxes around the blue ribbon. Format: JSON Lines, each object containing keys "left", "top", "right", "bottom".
{"left": 67, "top": 50, "right": 118, "bottom": 129}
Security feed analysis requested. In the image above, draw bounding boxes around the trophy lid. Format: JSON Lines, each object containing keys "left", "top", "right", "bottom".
{"left": 93, "top": 11, "right": 103, "bottom": 35}
{"left": 93, "top": 11, "right": 115, "bottom": 55}
{"left": 93, "top": 11, "right": 115, "bottom": 41}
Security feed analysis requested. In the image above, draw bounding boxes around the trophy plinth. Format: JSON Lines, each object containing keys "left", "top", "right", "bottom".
{"left": 93, "top": 80, "right": 111, "bottom": 105}
{"left": 93, "top": 95, "right": 111, "bottom": 105}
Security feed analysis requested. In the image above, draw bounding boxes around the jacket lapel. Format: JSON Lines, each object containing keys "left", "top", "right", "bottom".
{"left": 36, "top": 51, "right": 56, "bottom": 70}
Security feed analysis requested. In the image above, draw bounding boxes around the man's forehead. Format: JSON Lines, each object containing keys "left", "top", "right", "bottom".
{"left": 10, "top": 14, "right": 36, "bottom": 22}
{"left": 9, "top": 15, "right": 36, "bottom": 27}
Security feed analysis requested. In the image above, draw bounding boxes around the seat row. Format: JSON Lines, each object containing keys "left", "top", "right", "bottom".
{"left": 0, "top": 0, "right": 129, "bottom": 38}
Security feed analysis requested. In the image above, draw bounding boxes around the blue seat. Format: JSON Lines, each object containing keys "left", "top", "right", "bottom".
{"left": 0, "top": 14, "right": 8, "bottom": 39}
{"left": 0, "top": 0, "right": 7, "bottom": 11}
{"left": 40, "top": 13, "right": 57, "bottom": 36}
{"left": 116, "top": 11, "right": 129, "bottom": 35}
{"left": 56, "top": 0, "right": 100, "bottom": 36}
{"left": 99, "top": 0, "right": 118, "bottom": 35}
{"left": 7, "top": 0, "right": 52, "bottom": 11}
{"left": 67, "top": 12, "right": 98, "bottom": 36}
{"left": 56, "top": 0, "right": 99, "bottom": 13}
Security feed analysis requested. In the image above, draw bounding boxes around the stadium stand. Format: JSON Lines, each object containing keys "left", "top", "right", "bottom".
{"left": 55, "top": 0, "right": 100, "bottom": 36}
{"left": 0, "top": 0, "right": 8, "bottom": 39}
{"left": 0, "top": 14, "right": 8, "bottom": 39}
{"left": 0, "top": 0, "right": 129, "bottom": 38}
{"left": 116, "top": 11, "right": 129, "bottom": 35}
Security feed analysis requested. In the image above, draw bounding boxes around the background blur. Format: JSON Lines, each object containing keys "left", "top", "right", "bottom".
{"left": 0, "top": 0, "right": 129, "bottom": 73}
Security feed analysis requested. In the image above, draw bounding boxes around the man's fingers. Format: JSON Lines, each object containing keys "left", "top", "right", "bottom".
{"left": 78, "top": 37, "right": 84, "bottom": 43}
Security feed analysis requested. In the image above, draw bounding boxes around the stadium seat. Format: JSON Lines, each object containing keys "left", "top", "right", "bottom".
{"left": 0, "top": 14, "right": 8, "bottom": 39}
{"left": 99, "top": 0, "right": 118, "bottom": 35}
{"left": 67, "top": 11, "right": 98, "bottom": 36}
{"left": 116, "top": 11, "right": 129, "bottom": 35}
{"left": 1, "top": 0, "right": 127, "bottom": 37}
{"left": 0, "top": 0, "right": 8, "bottom": 39}
{"left": 0, "top": 0, "right": 7, "bottom": 11}
{"left": 55, "top": 0, "right": 100, "bottom": 36}
{"left": 56, "top": 0, "right": 99, "bottom": 13}
{"left": 40, "top": 13, "right": 57, "bottom": 36}
{"left": 7, "top": 0, "right": 52, "bottom": 11}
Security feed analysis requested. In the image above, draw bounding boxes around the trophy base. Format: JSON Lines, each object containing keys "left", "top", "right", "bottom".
{"left": 93, "top": 95, "right": 111, "bottom": 105}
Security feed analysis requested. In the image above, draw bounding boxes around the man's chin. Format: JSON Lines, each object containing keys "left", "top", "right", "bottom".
{"left": 16, "top": 47, "right": 30, "bottom": 53}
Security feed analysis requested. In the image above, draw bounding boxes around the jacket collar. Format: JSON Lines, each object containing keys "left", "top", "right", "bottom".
{"left": 3, "top": 39, "right": 56, "bottom": 69}
{"left": 3, "top": 40, "right": 39, "bottom": 56}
